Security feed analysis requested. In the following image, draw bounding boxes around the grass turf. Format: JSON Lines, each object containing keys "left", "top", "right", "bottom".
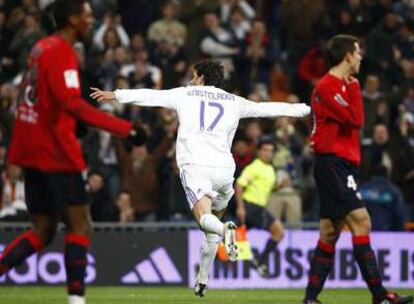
{"left": 0, "top": 287, "right": 413, "bottom": 304}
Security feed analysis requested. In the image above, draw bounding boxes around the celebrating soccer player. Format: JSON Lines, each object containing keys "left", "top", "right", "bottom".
{"left": 90, "top": 59, "right": 310, "bottom": 297}
{"left": 0, "top": 1, "right": 146, "bottom": 304}
{"left": 303, "top": 34, "right": 413, "bottom": 304}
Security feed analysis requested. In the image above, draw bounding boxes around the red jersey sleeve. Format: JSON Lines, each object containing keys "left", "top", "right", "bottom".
{"left": 46, "top": 48, "right": 132, "bottom": 137}
{"left": 346, "top": 81, "right": 364, "bottom": 126}
{"left": 317, "top": 80, "right": 364, "bottom": 128}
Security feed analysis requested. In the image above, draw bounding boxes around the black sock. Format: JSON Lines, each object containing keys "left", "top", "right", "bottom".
{"left": 0, "top": 230, "right": 43, "bottom": 275}
{"left": 64, "top": 233, "right": 90, "bottom": 297}
{"left": 259, "top": 238, "right": 278, "bottom": 264}
{"left": 304, "top": 240, "right": 335, "bottom": 301}
{"left": 352, "top": 235, "right": 387, "bottom": 300}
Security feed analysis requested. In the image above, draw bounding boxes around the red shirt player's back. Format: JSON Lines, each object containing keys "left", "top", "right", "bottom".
{"left": 310, "top": 73, "right": 364, "bottom": 166}
{"left": 8, "top": 35, "right": 131, "bottom": 172}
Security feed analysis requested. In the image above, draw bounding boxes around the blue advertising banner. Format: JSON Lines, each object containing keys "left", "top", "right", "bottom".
{"left": 188, "top": 230, "right": 414, "bottom": 289}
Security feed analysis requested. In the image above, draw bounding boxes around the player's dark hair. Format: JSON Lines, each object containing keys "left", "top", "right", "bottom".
{"left": 257, "top": 139, "right": 275, "bottom": 150}
{"left": 326, "top": 34, "right": 360, "bottom": 68}
{"left": 193, "top": 59, "right": 225, "bottom": 88}
{"left": 52, "top": 0, "right": 88, "bottom": 30}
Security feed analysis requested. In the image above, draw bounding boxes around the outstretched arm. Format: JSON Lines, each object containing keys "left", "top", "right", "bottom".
{"left": 239, "top": 98, "right": 311, "bottom": 118}
{"left": 90, "top": 87, "right": 182, "bottom": 110}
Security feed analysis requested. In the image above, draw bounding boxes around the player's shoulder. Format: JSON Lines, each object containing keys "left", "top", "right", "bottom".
{"left": 33, "top": 35, "right": 74, "bottom": 61}
{"left": 316, "top": 73, "right": 342, "bottom": 90}
{"left": 37, "top": 35, "right": 63, "bottom": 50}
{"left": 244, "top": 159, "right": 260, "bottom": 171}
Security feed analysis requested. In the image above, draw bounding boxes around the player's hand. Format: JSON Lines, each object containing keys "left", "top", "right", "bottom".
{"left": 90, "top": 87, "right": 116, "bottom": 103}
{"left": 344, "top": 75, "right": 358, "bottom": 85}
{"left": 236, "top": 205, "right": 246, "bottom": 225}
{"left": 127, "top": 121, "right": 148, "bottom": 147}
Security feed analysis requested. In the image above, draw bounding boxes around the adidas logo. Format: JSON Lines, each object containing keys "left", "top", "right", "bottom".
{"left": 121, "top": 247, "right": 182, "bottom": 284}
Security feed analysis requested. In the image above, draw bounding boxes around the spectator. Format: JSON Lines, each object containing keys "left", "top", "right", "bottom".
{"left": 279, "top": 0, "right": 325, "bottom": 79}
{"left": 334, "top": 8, "right": 363, "bottom": 36}
{"left": 227, "top": 6, "right": 251, "bottom": 42}
{"left": 0, "top": 164, "right": 28, "bottom": 221}
{"left": 0, "top": 141, "right": 6, "bottom": 174}
{"left": 219, "top": 0, "right": 255, "bottom": 25}
{"left": 129, "top": 33, "right": 147, "bottom": 53}
{"left": 147, "top": 1, "right": 187, "bottom": 48}
{"left": 402, "top": 85, "right": 414, "bottom": 116}
{"left": 199, "top": 12, "right": 239, "bottom": 74}
{"left": 179, "top": 0, "right": 219, "bottom": 62}
{"left": 362, "top": 123, "right": 393, "bottom": 181}
{"left": 341, "top": 0, "right": 372, "bottom": 34}
{"left": 82, "top": 103, "right": 123, "bottom": 201}
{"left": 0, "top": 9, "right": 14, "bottom": 82}
{"left": 269, "top": 63, "right": 294, "bottom": 102}
{"left": 118, "top": 135, "right": 174, "bottom": 221}
{"left": 98, "top": 46, "right": 129, "bottom": 90}
{"left": 151, "top": 38, "right": 187, "bottom": 89}
{"left": 362, "top": 123, "right": 414, "bottom": 215}
{"left": 267, "top": 168, "right": 303, "bottom": 225}
{"left": 0, "top": 82, "right": 15, "bottom": 143}
{"left": 115, "top": 190, "right": 135, "bottom": 223}
{"left": 120, "top": 48, "right": 162, "bottom": 89}
{"left": 272, "top": 116, "right": 304, "bottom": 172}
{"left": 9, "top": 12, "right": 44, "bottom": 73}
{"left": 360, "top": 165, "right": 405, "bottom": 231}
{"left": 118, "top": 0, "right": 158, "bottom": 36}
{"left": 297, "top": 40, "right": 327, "bottom": 100}
{"left": 366, "top": 11, "right": 403, "bottom": 88}
{"left": 394, "top": 112, "right": 414, "bottom": 219}
{"left": 394, "top": 0, "right": 414, "bottom": 22}
{"left": 232, "top": 136, "right": 254, "bottom": 178}
{"left": 244, "top": 120, "right": 262, "bottom": 147}
{"left": 362, "top": 74, "right": 384, "bottom": 138}
{"left": 87, "top": 171, "right": 114, "bottom": 222}
{"left": 239, "top": 19, "right": 276, "bottom": 96}
{"left": 92, "top": 13, "right": 130, "bottom": 51}
{"left": 396, "top": 20, "right": 414, "bottom": 78}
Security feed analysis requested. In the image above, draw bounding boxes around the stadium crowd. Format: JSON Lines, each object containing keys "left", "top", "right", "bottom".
{"left": 0, "top": 0, "right": 414, "bottom": 228}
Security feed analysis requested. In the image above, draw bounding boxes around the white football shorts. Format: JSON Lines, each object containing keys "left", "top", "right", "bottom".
{"left": 179, "top": 164, "right": 235, "bottom": 211}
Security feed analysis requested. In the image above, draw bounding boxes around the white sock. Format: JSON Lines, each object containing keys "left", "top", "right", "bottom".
{"left": 199, "top": 214, "right": 224, "bottom": 236}
{"left": 68, "top": 295, "right": 85, "bottom": 304}
{"left": 198, "top": 233, "right": 221, "bottom": 284}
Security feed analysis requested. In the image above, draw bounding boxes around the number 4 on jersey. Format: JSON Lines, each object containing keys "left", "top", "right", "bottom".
{"left": 347, "top": 175, "right": 357, "bottom": 191}
{"left": 199, "top": 101, "right": 224, "bottom": 131}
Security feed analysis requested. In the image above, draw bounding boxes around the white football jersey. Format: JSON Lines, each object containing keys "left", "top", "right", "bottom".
{"left": 115, "top": 86, "right": 309, "bottom": 168}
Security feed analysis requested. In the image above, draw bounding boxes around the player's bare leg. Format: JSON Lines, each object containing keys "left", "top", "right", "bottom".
{"left": 303, "top": 218, "right": 343, "bottom": 304}
{"left": 65, "top": 205, "right": 93, "bottom": 304}
{"left": 193, "top": 195, "right": 237, "bottom": 261}
{"left": 0, "top": 212, "right": 57, "bottom": 276}
{"left": 345, "top": 208, "right": 413, "bottom": 304}
{"left": 32, "top": 213, "right": 59, "bottom": 245}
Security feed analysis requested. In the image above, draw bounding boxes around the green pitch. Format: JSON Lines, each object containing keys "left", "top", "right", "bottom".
{"left": 0, "top": 287, "right": 413, "bottom": 304}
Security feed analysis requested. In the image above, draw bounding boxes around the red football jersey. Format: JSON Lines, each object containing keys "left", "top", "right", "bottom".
{"left": 310, "top": 73, "right": 364, "bottom": 166}
{"left": 8, "top": 35, "right": 132, "bottom": 172}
